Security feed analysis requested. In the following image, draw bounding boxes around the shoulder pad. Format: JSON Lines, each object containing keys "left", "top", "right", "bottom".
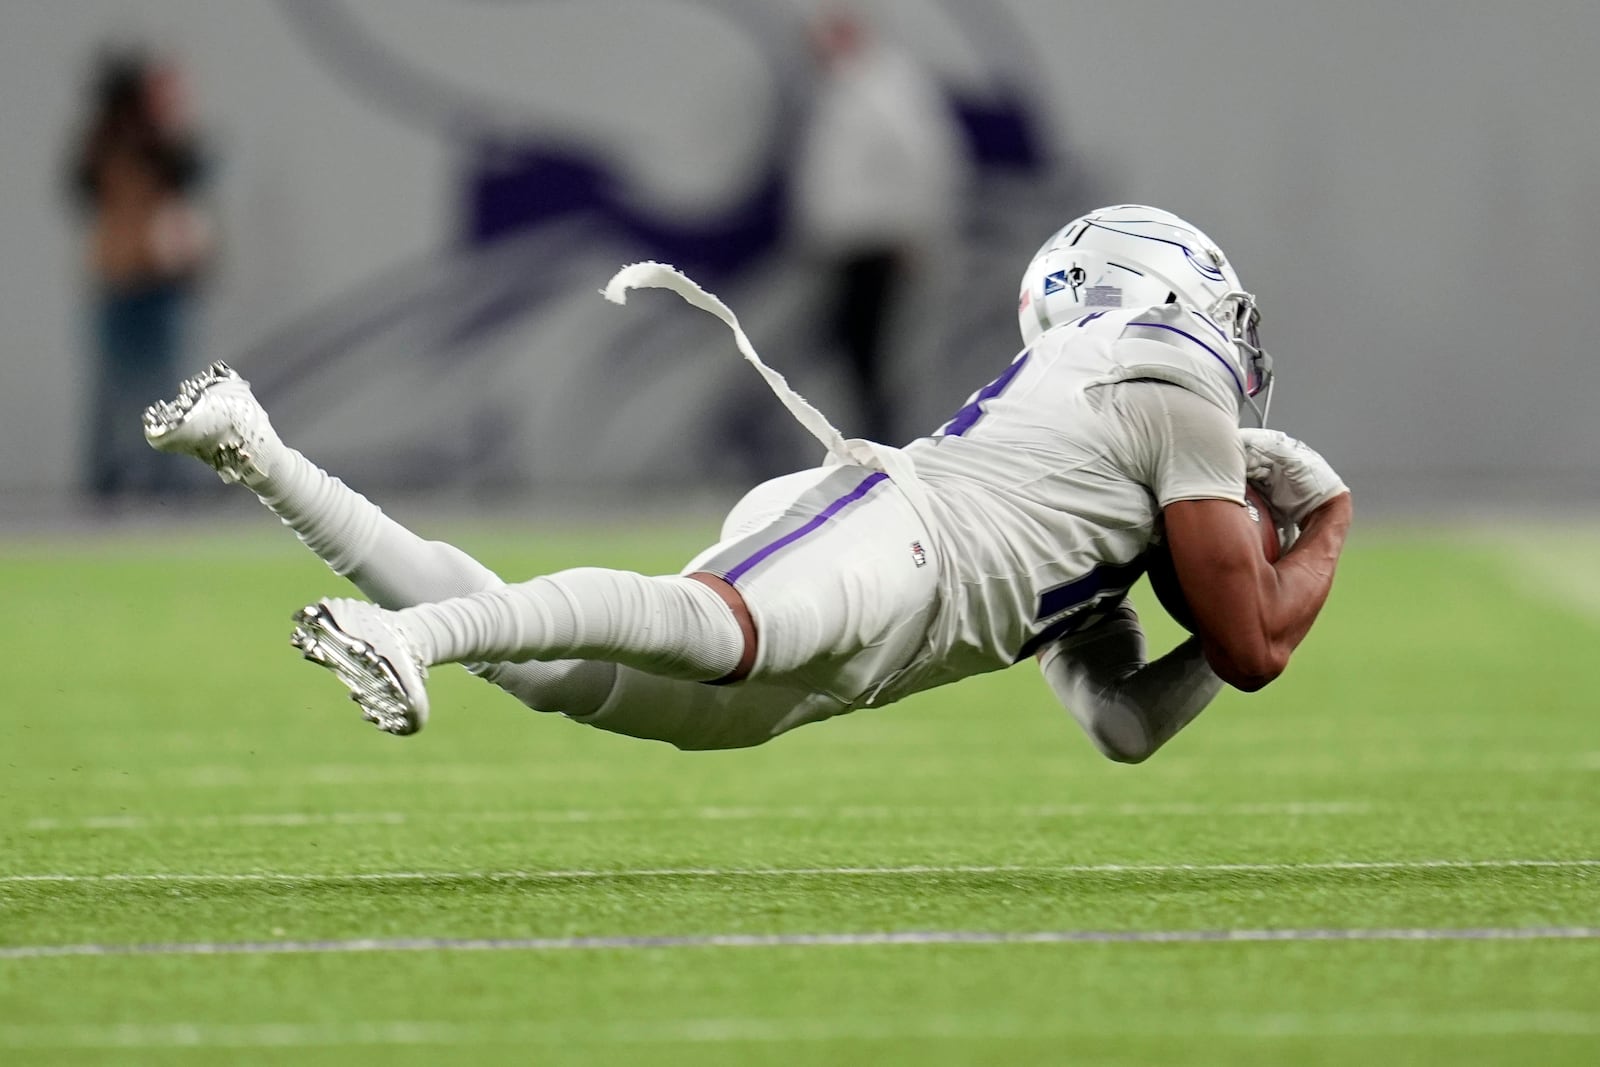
{"left": 1117, "top": 304, "right": 1245, "bottom": 396}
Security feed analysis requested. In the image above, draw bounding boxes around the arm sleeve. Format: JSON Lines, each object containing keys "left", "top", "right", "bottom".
{"left": 1037, "top": 599, "right": 1225, "bottom": 764}
{"left": 1114, "top": 380, "right": 1246, "bottom": 507}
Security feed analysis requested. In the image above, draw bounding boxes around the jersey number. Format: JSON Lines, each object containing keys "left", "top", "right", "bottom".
{"left": 1016, "top": 558, "right": 1146, "bottom": 660}
{"left": 939, "top": 352, "right": 1030, "bottom": 438}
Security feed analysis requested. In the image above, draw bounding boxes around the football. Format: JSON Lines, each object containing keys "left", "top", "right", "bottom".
{"left": 1146, "top": 486, "right": 1282, "bottom": 633}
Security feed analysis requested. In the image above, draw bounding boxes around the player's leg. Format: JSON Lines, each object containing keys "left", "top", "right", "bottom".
{"left": 506, "top": 467, "right": 866, "bottom": 750}
{"left": 1037, "top": 599, "right": 1224, "bottom": 763}
{"left": 142, "top": 361, "right": 503, "bottom": 604}
{"left": 294, "top": 465, "right": 939, "bottom": 734}
{"left": 462, "top": 467, "right": 853, "bottom": 734}
{"left": 569, "top": 668, "right": 849, "bottom": 751}
{"left": 142, "top": 361, "right": 617, "bottom": 722}
{"left": 457, "top": 470, "right": 858, "bottom": 751}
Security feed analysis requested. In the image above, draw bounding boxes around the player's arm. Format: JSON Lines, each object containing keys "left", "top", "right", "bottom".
{"left": 1037, "top": 598, "right": 1223, "bottom": 763}
{"left": 1032, "top": 380, "right": 1240, "bottom": 762}
{"left": 1163, "top": 431, "right": 1351, "bottom": 691}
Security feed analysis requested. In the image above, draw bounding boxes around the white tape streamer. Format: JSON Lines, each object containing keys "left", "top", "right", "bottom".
{"left": 603, "top": 261, "right": 882, "bottom": 470}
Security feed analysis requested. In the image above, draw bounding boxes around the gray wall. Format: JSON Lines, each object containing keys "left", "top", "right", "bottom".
{"left": 3, "top": 1, "right": 1597, "bottom": 502}
{"left": 1028, "top": 0, "right": 1600, "bottom": 501}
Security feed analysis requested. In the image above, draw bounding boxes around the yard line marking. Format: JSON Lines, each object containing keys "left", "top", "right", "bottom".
{"left": 3, "top": 1009, "right": 1598, "bottom": 1048}
{"left": 61, "top": 753, "right": 1600, "bottom": 789}
{"left": 22, "top": 811, "right": 410, "bottom": 831}
{"left": 18, "top": 800, "right": 1374, "bottom": 832}
{"left": 2, "top": 926, "right": 1598, "bottom": 961}
{"left": 78, "top": 763, "right": 660, "bottom": 788}
{"left": 3, "top": 857, "right": 1597, "bottom": 886}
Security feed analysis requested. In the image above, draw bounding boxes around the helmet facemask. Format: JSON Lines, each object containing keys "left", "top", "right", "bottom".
{"left": 1210, "top": 290, "right": 1273, "bottom": 426}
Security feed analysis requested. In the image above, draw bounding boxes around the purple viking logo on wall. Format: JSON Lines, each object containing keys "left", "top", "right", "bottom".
{"left": 246, "top": 0, "right": 1087, "bottom": 491}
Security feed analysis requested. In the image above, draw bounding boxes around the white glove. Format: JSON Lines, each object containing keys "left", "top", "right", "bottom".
{"left": 1239, "top": 428, "right": 1348, "bottom": 525}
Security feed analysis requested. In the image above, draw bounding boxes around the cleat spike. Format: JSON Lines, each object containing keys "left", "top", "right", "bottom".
{"left": 143, "top": 362, "right": 275, "bottom": 484}
{"left": 288, "top": 598, "right": 429, "bottom": 736}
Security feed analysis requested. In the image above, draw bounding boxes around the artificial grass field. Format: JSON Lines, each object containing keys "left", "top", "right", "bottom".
{"left": 1, "top": 514, "right": 1596, "bottom": 1065}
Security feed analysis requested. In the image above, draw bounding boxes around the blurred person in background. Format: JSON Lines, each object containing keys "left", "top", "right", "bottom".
{"left": 68, "top": 47, "right": 214, "bottom": 503}
{"left": 789, "top": 4, "right": 970, "bottom": 444}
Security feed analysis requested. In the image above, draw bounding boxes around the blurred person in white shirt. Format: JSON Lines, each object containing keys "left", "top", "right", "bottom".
{"left": 789, "top": 6, "right": 971, "bottom": 445}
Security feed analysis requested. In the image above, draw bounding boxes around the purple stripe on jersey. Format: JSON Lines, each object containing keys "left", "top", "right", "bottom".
{"left": 1126, "top": 321, "right": 1245, "bottom": 395}
{"left": 941, "top": 353, "right": 1031, "bottom": 438}
{"left": 722, "top": 471, "right": 890, "bottom": 584}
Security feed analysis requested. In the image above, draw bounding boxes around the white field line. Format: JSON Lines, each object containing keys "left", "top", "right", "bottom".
{"left": 0, "top": 1009, "right": 1598, "bottom": 1048}
{"left": 24, "top": 811, "right": 409, "bottom": 831}
{"left": 1, "top": 1009, "right": 1597, "bottom": 1048}
{"left": 58, "top": 753, "right": 1600, "bottom": 789}
{"left": 17, "top": 800, "right": 1374, "bottom": 832}
{"left": 1, "top": 927, "right": 1598, "bottom": 964}
{"left": 3, "top": 857, "right": 1597, "bottom": 886}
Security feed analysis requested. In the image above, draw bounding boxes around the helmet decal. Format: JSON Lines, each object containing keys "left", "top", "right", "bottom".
{"left": 1084, "top": 284, "right": 1122, "bottom": 307}
{"left": 1184, "top": 244, "right": 1229, "bottom": 282}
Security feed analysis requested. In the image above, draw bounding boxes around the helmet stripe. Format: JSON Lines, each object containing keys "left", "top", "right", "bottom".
{"left": 1083, "top": 221, "right": 1227, "bottom": 282}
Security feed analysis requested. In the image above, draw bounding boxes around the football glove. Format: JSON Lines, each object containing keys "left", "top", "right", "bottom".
{"left": 1239, "top": 428, "right": 1348, "bottom": 525}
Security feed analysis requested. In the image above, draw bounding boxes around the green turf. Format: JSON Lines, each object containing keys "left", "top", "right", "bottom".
{"left": 1, "top": 516, "right": 1597, "bottom": 1065}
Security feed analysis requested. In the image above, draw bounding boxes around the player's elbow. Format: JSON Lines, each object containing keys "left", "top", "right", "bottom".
{"left": 1098, "top": 737, "right": 1155, "bottom": 764}
{"left": 1081, "top": 711, "right": 1157, "bottom": 764}
{"left": 1206, "top": 639, "right": 1288, "bottom": 692}
{"left": 1224, "top": 669, "right": 1278, "bottom": 693}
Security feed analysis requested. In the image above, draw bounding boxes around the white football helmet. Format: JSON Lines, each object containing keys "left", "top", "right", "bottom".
{"left": 1017, "top": 204, "right": 1273, "bottom": 420}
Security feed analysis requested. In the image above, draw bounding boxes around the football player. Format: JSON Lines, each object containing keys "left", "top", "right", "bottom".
{"left": 145, "top": 205, "right": 1351, "bottom": 760}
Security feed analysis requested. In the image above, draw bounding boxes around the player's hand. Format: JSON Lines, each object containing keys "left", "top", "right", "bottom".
{"left": 1239, "top": 428, "right": 1348, "bottom": 526}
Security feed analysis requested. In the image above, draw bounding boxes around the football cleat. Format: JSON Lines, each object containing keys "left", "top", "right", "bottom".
{"left": 291, "top": 599, "right": 430, "bottom": 736}
{"left": 142, "top": 360, "right": 277, "bottom": 484}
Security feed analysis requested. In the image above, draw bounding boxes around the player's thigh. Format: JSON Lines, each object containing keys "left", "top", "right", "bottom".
{"left": 689, "top": 465, "right": 937, "bottom": 699}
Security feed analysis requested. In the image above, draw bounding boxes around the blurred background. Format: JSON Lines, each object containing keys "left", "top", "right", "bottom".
{"left": 3, "top": 0, "right": 1598, "bottom": 519}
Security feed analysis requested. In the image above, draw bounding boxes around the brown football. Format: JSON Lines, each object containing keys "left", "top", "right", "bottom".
{"left": 1146, "top": 486, "right": 1281, "bottom": 633}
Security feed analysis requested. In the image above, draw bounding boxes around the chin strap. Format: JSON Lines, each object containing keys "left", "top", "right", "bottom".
{"left": 1242, "top": 379, "right": 1273, "bottom": 428}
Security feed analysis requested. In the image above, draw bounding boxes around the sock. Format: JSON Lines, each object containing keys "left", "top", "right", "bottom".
{"left": 242, "top": 443, "right": 388, "bottom": 583}
{"left": 240, "top": 437, "right": 616, "bottom": 716}
{"left": 239, "top": 436, "right": 504, "bottom": 605}
{"left": 393, "top": 568, "right": 746, "bottom": 682}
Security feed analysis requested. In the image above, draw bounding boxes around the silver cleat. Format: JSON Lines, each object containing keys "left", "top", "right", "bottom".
{"left": 142, "top": 360, "right": 275, "bottom": 484}
{"left": 291, "top": 599, "right": 430, "bottom": 736}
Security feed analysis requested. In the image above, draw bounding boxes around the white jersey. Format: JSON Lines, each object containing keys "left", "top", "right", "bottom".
{"left": 874, "top": 303, "right": 1251, "bottom": 704}
{"left": 603, "top": 265, "right": 1250, "bottom": 715}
